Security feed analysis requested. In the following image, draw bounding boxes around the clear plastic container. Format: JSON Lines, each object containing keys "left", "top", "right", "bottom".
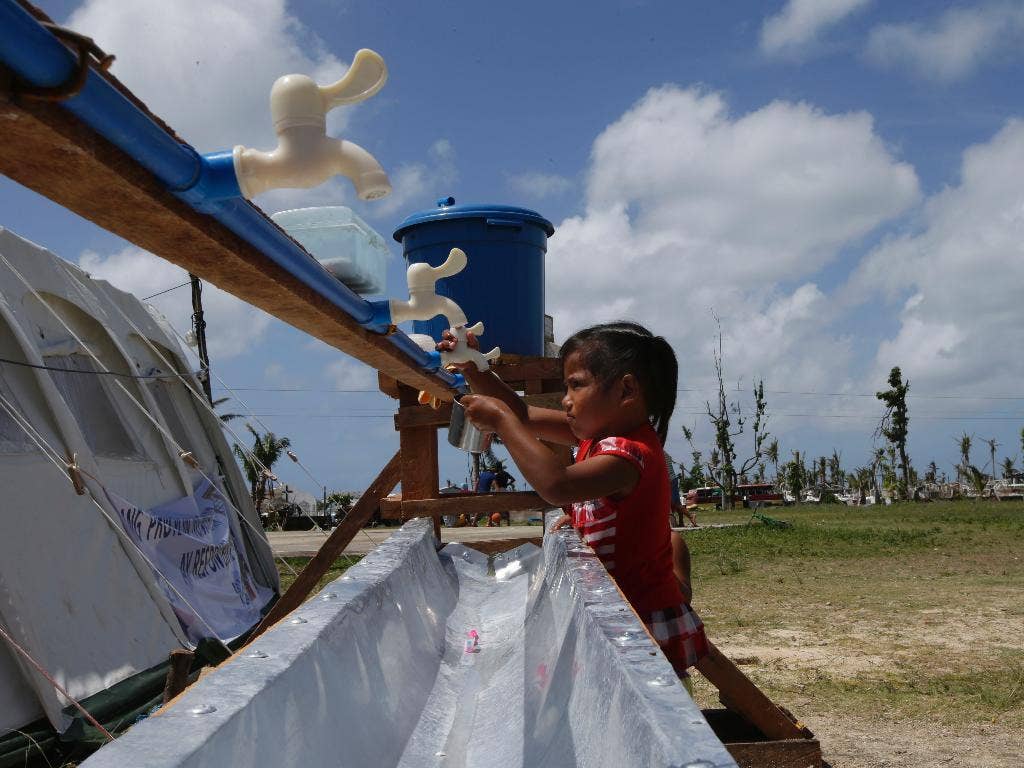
{"left": 271, "top": 206, "right": 390, "bottom": 295}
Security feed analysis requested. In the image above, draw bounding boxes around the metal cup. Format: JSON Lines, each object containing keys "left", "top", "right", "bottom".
{"left": 448, "top": 398, "right": 488, "bottom": 453}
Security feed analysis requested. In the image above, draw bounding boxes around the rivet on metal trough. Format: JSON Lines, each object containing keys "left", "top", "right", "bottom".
{"left": 289, "top": 617, "right": 308, "bottom": 625}
{"left": 320, "top": 592, "right": 338, "bottom": 600}
{"left": 647, "top": 674, "right": 674, "bottom": 687}
{"left": 189, "top": 704, "right": 217, "bottom": 715}
{"left": 246, "top": 650, "right": 269, "bottom": 659}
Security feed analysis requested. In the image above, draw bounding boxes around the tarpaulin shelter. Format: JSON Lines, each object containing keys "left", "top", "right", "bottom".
{"left": 0, "top": 228, "right": 277, "bottom": 760}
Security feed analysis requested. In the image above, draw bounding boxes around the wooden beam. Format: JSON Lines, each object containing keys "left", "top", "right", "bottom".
{"left": 377, "top": 372, "right": 401, "bottom": 399}
{"left": 491, "top": 355, "right": 563, "bottom": 385}
{"left": 0, "top": 93, "right": 451, "bottom": 399}
{"left": 394, "top": 401, "right": 453, "bottom": 430}
{"left": 380, "top": 491, "right": 548, "bottom": 519}
{"left": 244, "top": 452, "right": 403, "bottom": 643}
{"left": 462, "top": 536, "right": 543, "bottom": 555}
{"left": 398, "top": 386, "right": 441, "bottom": 536}
{"left": 695, "top": 640, "right": 806, "bottom": 742}
{"left": 522, "top": 392, "right": 564, "bottom": 409}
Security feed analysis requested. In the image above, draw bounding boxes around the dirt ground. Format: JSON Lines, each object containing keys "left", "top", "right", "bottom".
{"left": 687, "top": 504, "right": 1024, "bottom": 767}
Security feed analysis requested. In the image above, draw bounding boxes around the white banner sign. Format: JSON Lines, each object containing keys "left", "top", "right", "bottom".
{"left": 107, "top": 480, "right": 273, "bottom": 643}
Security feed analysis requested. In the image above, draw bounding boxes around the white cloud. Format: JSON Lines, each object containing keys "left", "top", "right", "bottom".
{"left": 865, "top": 4, "right": 1024, "bottom": 82}
{"left": 66, "top": 0, "right": 351, "bottom": 153}
{"left": 363, "top": 139, "right": 458, "bottom": 221}
{"left": 506, "top": 171, "right": 574, "bottom": 201}
{"left": 546, "top": 85, "right": 917, "bottom": 399}
{"left": 850, "top": 119, "right": 1024, "bottom": 394}
{"left": 79, "top": 246, "right": 272, "bottom": 358}
{"left": 761, "top": 0, "right": 872, "bottom": 56}
{"left": 324, "top": 356, "right": 377, "bottom": 391}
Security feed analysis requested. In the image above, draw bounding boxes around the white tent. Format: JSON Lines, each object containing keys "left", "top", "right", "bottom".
{"left": 0, "top": 227, "right": 278, "bottom": 739}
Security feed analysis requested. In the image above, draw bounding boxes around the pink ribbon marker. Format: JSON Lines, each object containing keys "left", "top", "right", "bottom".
{"left": 464, "top": 629, "right": 480, "bottom": 653}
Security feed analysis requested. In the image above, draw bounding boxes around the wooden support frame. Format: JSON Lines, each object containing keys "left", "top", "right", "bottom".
{"left": 244, "top": 452, "right": 403, "bottom": 644}
{"left": 695, "top": 640, "right": 807, "bottom": 741}
{"left": 701, "top": 709, "right": 822, "bottom": 768}
{"left": 380, "top": 491, "right": 547, "bottom": 519}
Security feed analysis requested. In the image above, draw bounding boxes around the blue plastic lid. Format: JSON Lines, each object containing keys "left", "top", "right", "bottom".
{"left": 393, "top": 197, "right": 555, "bottom": 242}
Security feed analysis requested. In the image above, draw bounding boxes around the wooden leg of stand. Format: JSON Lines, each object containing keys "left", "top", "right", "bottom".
{"left": 244, "top": 451, "right": 403, "bottom": 645}
{"left": 695, "top": 639, "right": 804, "bottom": 741}
{"left": 162, "top": 649, "right": 194, "bottom": 704}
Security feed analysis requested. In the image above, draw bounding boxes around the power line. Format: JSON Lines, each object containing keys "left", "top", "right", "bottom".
{"left": 142, "top": 281, "right": 191, "bottom": 300}
{"left": 213, "top": 384, "right": 1024, "bottom": 401}
{"left": 245, "top": 410, "right": 1024, "bottom": 422}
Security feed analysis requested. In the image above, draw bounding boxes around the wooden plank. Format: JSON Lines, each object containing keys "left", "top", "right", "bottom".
{"left": 378, "top": 373, "right": 401, "bottom": 399}
{"left": 695, "top": 640, "right": 806, "bottom": 742}
{"left": 702, "top": 709, "right": 821, "bottom": 768}
{"left": 522, "top": 392, "right": 564, "bottom": 409}
{"left": 724, "top": 740, "right": 821, "bottom": 768}
{"left": 462, "top": 536, "right": 543, "bottom": 555}
{"left": 491, "top": 356, "right": 563, "bottom": 384}
{"left": 394, "top": 402, "right": 453, "bottom": 430}
{"left": 0, "top": 94, "right": 452, "bottom": 399}
{"left": 380, "top": 491, "right": 548, "bottom": 519}
{"left": 398, "top": 386, "right": 441, "bottom": 536}
{"left": 244, "top": 452, "right": 402, "bottom": 643}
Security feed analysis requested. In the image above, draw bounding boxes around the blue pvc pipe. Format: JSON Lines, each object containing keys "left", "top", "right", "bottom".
{"left": 0, "top": 2, "right": 457, "bottom": 387}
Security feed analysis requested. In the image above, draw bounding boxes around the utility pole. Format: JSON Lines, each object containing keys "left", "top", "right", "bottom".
{"left": 189, "top": 273, "right": 213, "bottom": 406}
{"left": 984, "top": 438, "right": 999, "bottom": 482}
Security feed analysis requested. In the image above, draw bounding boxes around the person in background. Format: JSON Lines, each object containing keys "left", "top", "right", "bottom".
{"left": 665, "top": 451, "right": 698, "bottom": 528}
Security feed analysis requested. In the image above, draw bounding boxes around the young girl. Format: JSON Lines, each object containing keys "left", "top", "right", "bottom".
{"left": 440, "top": 321, "right": 708, "bottom": 679}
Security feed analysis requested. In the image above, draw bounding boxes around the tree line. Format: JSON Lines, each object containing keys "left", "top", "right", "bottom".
{"left": 676, "top": 337, "right": 1024, "bottom": 508}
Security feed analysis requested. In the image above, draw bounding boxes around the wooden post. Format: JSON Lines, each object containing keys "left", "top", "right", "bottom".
{"left": 244, "top": 451, "right": 403, "bottom": 644}
{"left": 398, "top": 385, "right": 441, "bottom": 537}
{"left": 162, "top": 649, "right": 194, "bottom": 704}
{"left": 695, "top": 639, "right": 806, "bottom": 741}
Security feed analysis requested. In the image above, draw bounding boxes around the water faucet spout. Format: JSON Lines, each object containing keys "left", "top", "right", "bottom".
{"left": 229, "top": 49, "right": 392, "bottom": 201}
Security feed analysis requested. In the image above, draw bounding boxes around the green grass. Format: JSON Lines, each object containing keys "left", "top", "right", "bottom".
{"left": 276, "top": 554, "right": 363, "bottom": 595}
{"left": 797, "top": 652, "right": 1024, "bottom": 724}
{"left": 685, "top": 500, "right": 1024, "bottom": 727}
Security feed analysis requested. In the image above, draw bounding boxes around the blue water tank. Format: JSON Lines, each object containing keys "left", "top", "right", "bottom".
{"left": 393, "top": 199, "right": 554, "bottom": 356}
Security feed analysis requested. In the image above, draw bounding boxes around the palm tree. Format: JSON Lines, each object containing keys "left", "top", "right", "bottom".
{"left": 964, "top": 465, "right": 990, "bottom": 499}
{"left": 1002, "top": 457, "right": 1017, "bottom": 481}
{"left": 925, "top": 461, "right": 938, "bottom": 484}
{"left": 233, "top": 425, "right": 291, "bottom": 527}
{"left": 956, "top": 432, "right": 972, "bottom": 484}
{"left": 871, "top": 448, "right": 885, "bottom": 502}
{"left": 829, "top": 450, "right": 843, "bottom": 487}
{"left": 213, "top": 396, "right": 243, "bottom": 423}
{"left": 766, "top": 439, "right": 779, "bottom": 483}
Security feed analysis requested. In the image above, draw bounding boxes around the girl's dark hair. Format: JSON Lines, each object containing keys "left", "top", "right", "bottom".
{"left": 559, "top": 321, "right": 678, "bottom": 444}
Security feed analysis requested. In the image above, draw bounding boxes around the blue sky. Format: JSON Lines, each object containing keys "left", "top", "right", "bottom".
{"left": 4, "top": 0, "right": 1024, "bottom": 495}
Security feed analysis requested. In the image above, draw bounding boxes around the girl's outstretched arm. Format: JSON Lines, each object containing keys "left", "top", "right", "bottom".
{"left": 439, "top": 330, "right": 575, "bottom": 445}
{"left": 461, "top": 395, "right": 639, "bottom": 506}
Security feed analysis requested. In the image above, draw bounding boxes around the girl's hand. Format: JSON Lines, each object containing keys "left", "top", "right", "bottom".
{"left": 548, "top": 513, "right": 572, "bottom": 533}
{"left": 436, "top": 329, "right": 479, "bottom": 372}
{"left": 460, "top": 394, "right": 510, "bottom": 433}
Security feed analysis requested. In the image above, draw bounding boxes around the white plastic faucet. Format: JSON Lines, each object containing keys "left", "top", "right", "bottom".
{"left": 389, "top": 248, "right": 500, "bottom": 371}
{"left": 232, "top": 49, "right": 392, "bottom": 201}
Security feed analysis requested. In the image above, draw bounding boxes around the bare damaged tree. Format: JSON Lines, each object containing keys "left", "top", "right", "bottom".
{"left": 682, "top": 324, "right": 769, "bottom": 510}
{"left": 876, "top": 366, "right": 911, "bottom": 500}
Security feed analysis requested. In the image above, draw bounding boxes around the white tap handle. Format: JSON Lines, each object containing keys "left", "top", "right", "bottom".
{"left": 431, "top": 248, "right": 467, "bottom": 281}
{"left": 320, "top": 49, "right": 388, "bottom": 109}
{"left": 440, "top": 324, "right": 499, "bottom": 372}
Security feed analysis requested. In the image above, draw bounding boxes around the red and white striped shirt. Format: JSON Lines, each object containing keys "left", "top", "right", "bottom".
{"left": 571, "top": 424, "right": 683, "bottom": 617}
